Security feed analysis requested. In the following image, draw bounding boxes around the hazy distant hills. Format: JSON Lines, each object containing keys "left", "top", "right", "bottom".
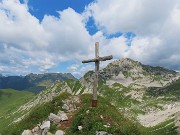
{"left": 0, "top": 73, "right": 76, "bottom": 92}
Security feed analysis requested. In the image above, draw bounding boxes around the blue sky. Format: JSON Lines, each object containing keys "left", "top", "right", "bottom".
{"left": 0, "top": 0, "right": 180, "bottom": 77}
{"left": 25, "top": 0, "right": 97, "bottom": 76}
{"left": 25, "top": 0, "right": 93, "bottom": 20}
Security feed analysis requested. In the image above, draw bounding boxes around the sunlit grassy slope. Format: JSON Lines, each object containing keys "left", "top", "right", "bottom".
{"left": 0, "top": 89, "right": 35, "bottom": 132}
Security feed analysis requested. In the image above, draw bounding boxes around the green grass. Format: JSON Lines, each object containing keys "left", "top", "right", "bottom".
{"left": 0, "top": 89, "right": 35, "bottom": 132}
{"left": 2, "top": 92, "right": 70, "bottom": 135}
{"left": 99, "top": 84, "right": 139, "bottom": 107}
{"left": 66, "top": 94, "right": 141, "bottom": 135}
{"left": 2, "top": 91, "right": 178, "bottom": 135}
{"left": 66, "top": 79, "right": 85, "bottom": 94}
{"left": 146, "top": 78, "right": 180, "bottom": 101}
{"left": 1, "top": 92, "right": 141, "bottom": 135}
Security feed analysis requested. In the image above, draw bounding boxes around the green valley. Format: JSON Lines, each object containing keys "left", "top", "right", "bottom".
{"left": 0, "top": 89, "right": 35, "bottom": 132}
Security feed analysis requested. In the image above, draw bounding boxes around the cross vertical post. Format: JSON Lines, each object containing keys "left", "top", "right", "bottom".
{"left": 92, "top": 42, "right": 99, "bottom": 107}
{"left": 82, "top": 42, "right": 113, "bottom": 107}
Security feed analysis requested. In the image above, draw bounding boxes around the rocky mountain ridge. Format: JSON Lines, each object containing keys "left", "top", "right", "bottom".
{"left": 0, "top": 73, "right": 76, "bottom": 92}
{"left": 1, "top": 58, "right": 180, "bottom": 135}
{"left": 81, "top": 58, "right": 179, "bottom": 89}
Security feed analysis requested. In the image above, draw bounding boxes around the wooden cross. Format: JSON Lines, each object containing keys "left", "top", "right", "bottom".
{"left": 82, "top": 42, "right": 113, "bottom": 107}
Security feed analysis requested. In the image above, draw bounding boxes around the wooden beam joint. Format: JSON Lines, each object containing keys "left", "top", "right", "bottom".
{"left": 82, "top": 55, "right": 113, "bottom": 63}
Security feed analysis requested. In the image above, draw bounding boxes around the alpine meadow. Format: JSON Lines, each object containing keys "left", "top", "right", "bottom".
{"left": 0, "top": 0, "right": 180, "bottom": 135}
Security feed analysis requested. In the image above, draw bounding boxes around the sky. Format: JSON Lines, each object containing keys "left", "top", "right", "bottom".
{"left": 0, "top": 0, "right": 180, "bottom": 78}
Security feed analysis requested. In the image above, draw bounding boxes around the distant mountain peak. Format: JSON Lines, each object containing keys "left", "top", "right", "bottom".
{"left": 0, "top": 72, "right": 76, "bottom": 92}
{"left": 110, "top": 58, "right": 140, "bottom": 66}
{"left": 82, "top": 58, "right": 179, "bottom": 88}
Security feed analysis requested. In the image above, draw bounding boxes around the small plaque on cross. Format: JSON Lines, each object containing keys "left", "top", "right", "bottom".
{"left": 82, "top": 42, "right": 113, "bottom": 107}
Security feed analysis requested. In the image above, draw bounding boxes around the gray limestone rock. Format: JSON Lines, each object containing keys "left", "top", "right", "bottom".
{"left": 42, "top": 127, "right": 49, "bottom": 135}
{"left": 57, "top": 111, "right": 68, "bottom": 121}
{"left": 55, "top": 130, "right": 64, "bottom": 135}
{"left": 40, "top": 121, "right": 50, "bottom": 129}
{"left": 31, "top": 126, "right": 41, "bottom": 134}
{"left": 21, "top": 130, "right": 33, "bottom": 135}
{"left": 48, "top": 113, "right": 61, "bottom": 124}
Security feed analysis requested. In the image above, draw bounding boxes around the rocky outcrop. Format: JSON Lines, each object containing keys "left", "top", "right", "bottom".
{"left": 21, "top": 117, "right": 66, "bottom": 135}
{"left": 48, "top": 111, "right": 68, "bottom": 124}
{"left": 20, "top": 95, "right": 81, "bottom": 135}
{"left": 40, "top": 121, "right": 50, "bottom": 135}
{"left": 62, "top": 96, "right": 81, "bottom": 112}
{"left": 138, "top": 102, "right": 180, "bottom": 127}
{"left": 81, "top": 58, "right": 179, "bottom": 89}
{"left": 20, "top": 96, "right": 82, "bottom": 135}
{"left": 31, "top": 126, "right": 40, "bottom": 134}
{"left": 48, "top": 113, "right": 62, "bottom": 124}
{"left": 57, "top": 111, "right": 68, "bottom": 121}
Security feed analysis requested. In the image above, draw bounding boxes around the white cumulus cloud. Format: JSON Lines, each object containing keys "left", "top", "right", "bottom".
{"left": 0, "top": 0, "right": 180, "bottom": 76}
{"left": 85, "top": 0, "right": 180, "bottom": 70}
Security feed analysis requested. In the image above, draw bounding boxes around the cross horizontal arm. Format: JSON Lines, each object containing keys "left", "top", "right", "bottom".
{"left": 82, "top": 55, "right": 113, "bottom": 63}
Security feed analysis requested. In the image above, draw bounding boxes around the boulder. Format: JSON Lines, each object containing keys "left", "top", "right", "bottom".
{"left": 40, "top": 121, "right": 50, "bottom": 129}
{"left": 48, "top": 113, "right": 61, "bottom": 124}
{"left": 21, "top": 130, "right": 33, "bottom": 135}
{"left": 42, "top": 127, "right": 49, "bottom": 135}
{"left": 62, "top": 97, "right": 80, "bottom": 112}
{"left": 31, "top": 126, "right": 40, "bottom": 133}
{"left": 57, "top": 111, "right": 68, "bottom": 121}
{"left": 55, "top": 130, "right": 64, "bottom": 135}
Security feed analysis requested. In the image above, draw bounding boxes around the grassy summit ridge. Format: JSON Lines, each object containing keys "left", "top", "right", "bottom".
{"left": 2, "top": 92, "right": 178, "bottom": 135}
{"left": 0, "top": 58, "right": 179, "bottom": 134}
{"left": 3, "top": 93, "right": 142, "bottom": 135}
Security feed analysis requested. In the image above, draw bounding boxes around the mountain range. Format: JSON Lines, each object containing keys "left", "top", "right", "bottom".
{"left": 0, "top": 58, "right": 179, "bottom": 135}
{"left": 0, "top": 73, "right": 76, "bottom": 93}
